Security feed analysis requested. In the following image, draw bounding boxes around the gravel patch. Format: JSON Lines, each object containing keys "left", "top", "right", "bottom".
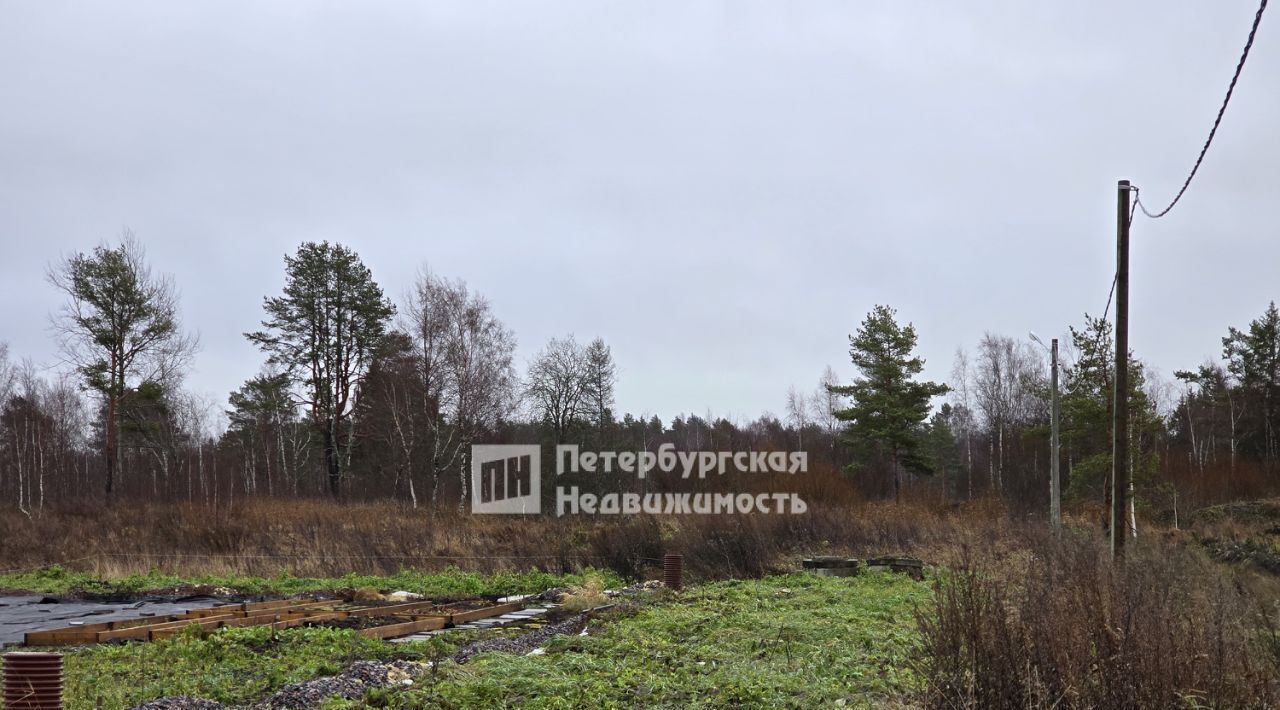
{"left": 134, "top": 697, "right": 226, "bottom": 710}
{"left": 131, "top": 660, "right": 430, "bottom": 710}
{"left": 452, "top": 612, "right": 588, "bottom": 664}
{"left": 256, "top": 659, "right": 429, "bottom": 709}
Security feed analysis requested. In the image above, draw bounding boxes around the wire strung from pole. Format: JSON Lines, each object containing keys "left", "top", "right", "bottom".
{"left": 1095, "top": 193, "right": 1135, "bottom": 327}
{"left": 1084, "top": 273, "right": 1119, "bottom": 384}
{"left": 1138, "top": 0, "right": 1268, "bottom": 219}
{"left": 1090, "top": 192, "right": 1137, "bottom": 371}
{"left": 1101, "top": 274, "right": 1117, "bottom": 324}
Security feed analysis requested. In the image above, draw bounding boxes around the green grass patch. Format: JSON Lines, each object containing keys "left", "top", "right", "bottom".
{"left": 385, "top": 572, "right": 927, "bottom": 709}
{"left": 49, "top": 571, "right": 925, "bottom": 709}
{"left": 0, "top": 565, "right": 622, "bottom": 599}
{"left": 66, "top": 624, "right": 396, "bottom": 708}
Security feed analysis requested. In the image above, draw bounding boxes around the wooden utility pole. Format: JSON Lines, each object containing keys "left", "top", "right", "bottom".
{"left": 1111, "top": 180, "right": 1131, "bottom": 560}
{"left": 1050, "top": 337, "right": 1060, "bottom": 527}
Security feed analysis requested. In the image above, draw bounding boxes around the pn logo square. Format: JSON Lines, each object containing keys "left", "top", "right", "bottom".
{"left": 471, "top": 445, "right": 541, "bottom": 514}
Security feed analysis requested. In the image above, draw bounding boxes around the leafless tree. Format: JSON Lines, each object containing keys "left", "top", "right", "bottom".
{"left": 526, "top": 335, "right": 592, "bottom": 443}
{"left": 950, "top": 349, "right": 978, "bottom": 499}
{"left": 0, "top": 344, "right": 14, "bottom": 407}
{"left": 810, "top": 366, "right": 842, "bottom": 438}
{"left": 804, "top": 365, "right": 844, "bottom": 466}
{"left": 786, "top": 386, "right": 810, "bottom": 448}
{"left": 972, "top": 333, "right": 1044, "bottom": 493}
{"left": 405, "top": 270, "right": 517, "bottom": 507}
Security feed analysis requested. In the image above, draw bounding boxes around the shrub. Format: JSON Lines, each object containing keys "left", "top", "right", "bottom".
{"left": 559, "top": 574, "right": 608, "bottom": 612}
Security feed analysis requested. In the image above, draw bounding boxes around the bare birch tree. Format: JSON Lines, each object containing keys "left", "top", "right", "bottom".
{"left": 404, "top": 271, "right": 517, "bottom": 507}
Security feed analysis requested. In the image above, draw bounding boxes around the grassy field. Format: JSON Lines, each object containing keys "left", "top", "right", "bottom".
{"left": 67, "top": 625, "right": 397, "bottom": 708}
{"left": 384, "top": 573, "right": 927, "bottom": 709}
{"left": 8, "top": 498, "right": 1280, "bottom": 708}
{"left": 0, "top": 564, "right": 622, "bottom": 599}
{"left": 35, "top": 570, "right": 926, "bottom": 709}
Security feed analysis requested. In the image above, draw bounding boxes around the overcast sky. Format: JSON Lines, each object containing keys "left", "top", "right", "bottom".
{"left": 1, "top": 1, "right": 1276, "bottom": 424}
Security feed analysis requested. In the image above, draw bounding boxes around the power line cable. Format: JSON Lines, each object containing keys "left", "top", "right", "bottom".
{"left": 1080, "top": 186, "right": 1145, "bottom": 387}
{"left": 1139, "top": 0, "right": 1268, "bottom": 219}
{"left": 1101, "top": 274, "right": 1117, "bottom": 324}
{"left": 1084, "top": 192, "right": 1133, "bottom": 375}
{"left": 1096, "top": 192, "right": 1135, "bottom": 327}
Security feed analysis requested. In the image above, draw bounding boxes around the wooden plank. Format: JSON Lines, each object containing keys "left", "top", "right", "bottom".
{"left": 147, "top": 610, "right": 354, "bottom": 641}
{"left": 251, "top": 610, "right": 349, "bottom": 624}
{"left": 131, "top": 613, "right": 268, "bottom": 641}
{"left": 183, "top": 599, "right": 337, "bottom": 619}
{"left": 358, "top": 616, "right": 447, "bottom": 640}
{"left": 243, "top": 599, "right": 298, "bottom": 611}
{"left": 97, "top": 613, "right": 242, "bottom": 642}
{"left": 184, "top": 601, "right": 340, "bottom": 621}
{"left": 25, "top": 600, "right": 345, "bottom": 646}
{"left": 449, "top": 601, "right": 523, "bottom": 625}
{"left": 347, "top": 600, "right": 441, "bottom": 617}
{"left": 23, "top": 613, "right": 190, "bottom": 645}
{"left": 142, "top": 613, "right": 242, "bottom": 632}
{"left": 149, "top": 617, "right": 252, "bottom": 641}
{"left": 243, "top": 600, "right": 337, "bottom": 617}
{"left": 281, "top": 611, "right": 347, "bottom": 625}
{"left": 186, "top": 605, "right": 244, "bottom": 618}
{"left": 246, "top": 598, "right": 337, "bottom": 611}
{"left": 24, "top": 629, "right": 100, "bottom": 646}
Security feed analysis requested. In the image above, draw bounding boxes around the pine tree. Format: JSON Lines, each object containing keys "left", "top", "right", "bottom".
{"left": 1061, "top": 315, "right": 1163, "bottom": 514}
{"left": 829, "top": 305, "right": 948, "bottom": 501}
{"left": 584, "top": 337, "right": 616, "bottom": 430}
{"left": 246, "top": 242, "right": 394, "bottom": 497}
{"left": 47, "top": 233, "right": 196, "bottom": 497}
{"left": 1223, "top": 302, "right": 1280, "bottom": 467}
{"left": 924, "top": 405, "right": 963, "bottom": 499}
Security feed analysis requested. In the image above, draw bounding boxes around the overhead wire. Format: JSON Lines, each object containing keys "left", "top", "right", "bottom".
{"left": 1137, "top": 0, "right": 1268, "bottom": 219}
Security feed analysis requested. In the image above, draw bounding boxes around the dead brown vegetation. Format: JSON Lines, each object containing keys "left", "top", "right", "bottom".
{"left": 0, "top": 496, "right": 1011, "bottom": 580}
{"left": 915, "top": 529, "right": 1280, "bottom": 708}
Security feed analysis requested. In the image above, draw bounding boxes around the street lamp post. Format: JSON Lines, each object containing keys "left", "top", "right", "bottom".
{"left": 1030, "top": 332, "right": 1061, "bottom": 527}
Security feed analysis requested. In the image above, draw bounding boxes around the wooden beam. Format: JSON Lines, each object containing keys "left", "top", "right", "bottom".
{"left": 347, "top": 601, "right": 441, "bottom": 617}
{"left": 243, "top": 600, "right": 337, "bottom": 617}
{"left": 24, "top": 613, "right": 193, "bottom": 644}
{"left": 358, "top": 616, "right": 447, "bottom": 640}
{"left": 449, "top": 601, "right": 523, "bottom": 625}
{"left": 146, "top": 611, "right": 351, "bottom": 641}
{"left": 97, "top": 613, "right": 241, "bottom": 642}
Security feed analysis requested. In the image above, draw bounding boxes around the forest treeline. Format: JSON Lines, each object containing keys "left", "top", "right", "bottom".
{"left": 2, "top": 234, "right": 1278, "bottom": 520}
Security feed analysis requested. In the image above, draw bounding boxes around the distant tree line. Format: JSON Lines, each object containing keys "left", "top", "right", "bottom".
{"left": 1, "top": 233, "right": 1278, "bottom": 520}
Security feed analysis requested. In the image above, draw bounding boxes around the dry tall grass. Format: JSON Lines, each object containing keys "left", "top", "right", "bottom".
{"left": 0, "top": 497, "right": 1014, "bottom": 580}
{"left": 915, "top": 530, "right": 1280, "bottom": 708}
